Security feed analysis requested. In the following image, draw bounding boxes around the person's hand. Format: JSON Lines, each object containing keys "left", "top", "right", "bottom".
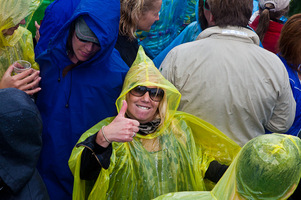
{"left": 96, "top": 100, "right": 140, "bottom": 147}
{"left": 0, "top": 65, "right": 41, "bottom": 95}
{"left": 35, "top": 21, "right": 40, "bottom": 42}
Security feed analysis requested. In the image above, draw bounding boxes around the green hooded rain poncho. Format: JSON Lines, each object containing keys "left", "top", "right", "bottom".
{"left": 68, "top": 46, "right": 241, "bottom": 200}
{"left": 154, "top": 133, "right": 301, "bottom": 200}
{"left": 0, "top": 0, "right": 40, "bottom": 78}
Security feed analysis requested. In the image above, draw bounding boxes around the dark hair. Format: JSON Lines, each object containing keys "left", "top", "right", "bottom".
{"left": 200, "top": 0, "right": 253, "bottom": 28}
{"left": 198, "top": 0, "right": 209, "bottom": 30}
{"left": 256, "top": 3, "right": 289, "bottom": 42}
{"left": 66, "top": 20, "right": 76, "bottom": 57}
{"left": 278, "top": 13, "right": 301, "bottom": 73}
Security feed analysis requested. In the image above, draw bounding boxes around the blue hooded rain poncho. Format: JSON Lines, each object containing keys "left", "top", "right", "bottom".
{"left": 35, "top": 0, "right": 129, "bottom": 199}
{"left": 68, "top": 46, "right": 240, "bottom": 199}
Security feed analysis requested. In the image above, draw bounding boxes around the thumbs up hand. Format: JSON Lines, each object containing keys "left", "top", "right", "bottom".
{"left": 96, "top": 100, "right": 140, "bottom": 147}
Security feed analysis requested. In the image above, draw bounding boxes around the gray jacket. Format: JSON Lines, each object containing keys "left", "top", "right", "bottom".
{"left": 160, "top": 26, "right": 296, "bottom": 146}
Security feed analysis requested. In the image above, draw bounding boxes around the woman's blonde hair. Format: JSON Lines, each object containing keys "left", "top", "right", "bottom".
{"left": 119, "top": 0, "right": 160, "bottom": 39}
{"left": 157, "top": 90, "right": 167, "bottom": 127}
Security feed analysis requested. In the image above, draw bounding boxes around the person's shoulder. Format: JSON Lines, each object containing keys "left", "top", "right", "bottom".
{"left": 175, "top": 38, "right": 201, "bottom": 50}
{"left": 35, "top": 49, "right": 53, "bottom": 64}
{"left": 165, "top": 39, "right": 202, "bottom": 60}
{"left": 260, "top": 49, "right": 285, "bottom": 66}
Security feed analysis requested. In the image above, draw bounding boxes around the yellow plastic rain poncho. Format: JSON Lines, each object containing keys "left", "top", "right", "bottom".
{"left": 154, "top": 133, "right": 301, "bottom": 200}
{"left": 0, "top": 0, "right": 40, "bottom": 78}
{"left": 68, "top": 46, "right": 241, "bottom": 200}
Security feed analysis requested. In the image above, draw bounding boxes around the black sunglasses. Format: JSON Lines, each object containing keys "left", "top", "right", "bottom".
{"left": 130, "top": 86, "right": 164, "bottom": 102}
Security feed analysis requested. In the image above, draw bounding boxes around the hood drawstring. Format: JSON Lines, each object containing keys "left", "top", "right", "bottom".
{"left": 58, "top": 68, "right": 61, "bottom": 82}
{"left": 65, "top": 70, "right": 72, "bottom": 108}
{"left": 60, "top": 62, "right": 81, "bottom": 108}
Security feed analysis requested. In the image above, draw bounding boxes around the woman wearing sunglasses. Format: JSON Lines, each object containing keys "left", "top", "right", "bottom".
{"left": 69, "top": 46, "right": 240, "bottom": 199}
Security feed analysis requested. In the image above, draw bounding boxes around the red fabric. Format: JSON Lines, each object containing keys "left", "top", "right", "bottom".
{"left": 250, "top": 16, "right": 284, "bottom": 54}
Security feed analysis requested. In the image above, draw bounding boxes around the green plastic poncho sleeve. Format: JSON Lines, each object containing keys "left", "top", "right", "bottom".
{"left": 154, "top": 134, "right": 301, "bottom": 200}
{"left": 0, "top": 0, "right": 40, "bottom": 78}
{"left": 68, "top": 46, "right": 241, "bottom": 200}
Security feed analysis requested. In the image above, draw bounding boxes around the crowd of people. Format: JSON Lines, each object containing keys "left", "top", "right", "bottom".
{"left": 0, "top": 0, "right": 300, "bottom": 199}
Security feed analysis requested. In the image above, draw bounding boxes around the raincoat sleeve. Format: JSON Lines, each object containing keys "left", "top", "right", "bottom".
{"left": 68, "top": 117, "right": 115, "bottom": 199}
{"left": 21, "top": 27, "right": 39, "bottom": 70}
{"left": 77, "top": 132, "right": 113, "bottom": 180}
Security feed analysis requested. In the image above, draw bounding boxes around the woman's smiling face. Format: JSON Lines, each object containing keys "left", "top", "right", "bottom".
{"left": 126, "top": 86, "right": 160, "bottom": 124}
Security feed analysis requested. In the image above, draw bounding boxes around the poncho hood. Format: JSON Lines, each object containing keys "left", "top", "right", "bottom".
{"left": 0, "top": 88, "right": 43, "bottom": 193}
{"left": 116, "top": 46, "right": 181, "bottom": 139}
{"left": 44, "top": 0, "right": 120, "bottom": 67}
{"left": 0, "top": 0, "right": 40, "bottom": 46}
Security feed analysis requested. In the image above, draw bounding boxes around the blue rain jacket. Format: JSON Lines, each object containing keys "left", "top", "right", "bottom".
{"left": 35, "top": 0, "right": 129, "bottom": 199}
{"left": 278, "top": 56, "right": 301, "bottom": 137}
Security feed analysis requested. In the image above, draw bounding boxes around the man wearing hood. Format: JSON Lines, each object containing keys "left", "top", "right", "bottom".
{"left": 35, "top": 0, "right": 129, "bottom": 199}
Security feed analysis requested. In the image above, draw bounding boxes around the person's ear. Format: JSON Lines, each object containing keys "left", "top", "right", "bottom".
{"left": 208, "top": 11, "right": 215, "bottom": 25}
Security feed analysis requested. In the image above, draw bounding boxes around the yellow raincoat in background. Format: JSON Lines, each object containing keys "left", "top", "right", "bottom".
{"left": 0, "top": 0, "right": 40, "bottom": 78}
{"left": 69, "top": 46, "right": 241, "bottom": 200}
{"left": 154, "top": 134, "right": 301, "bottom": 200}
